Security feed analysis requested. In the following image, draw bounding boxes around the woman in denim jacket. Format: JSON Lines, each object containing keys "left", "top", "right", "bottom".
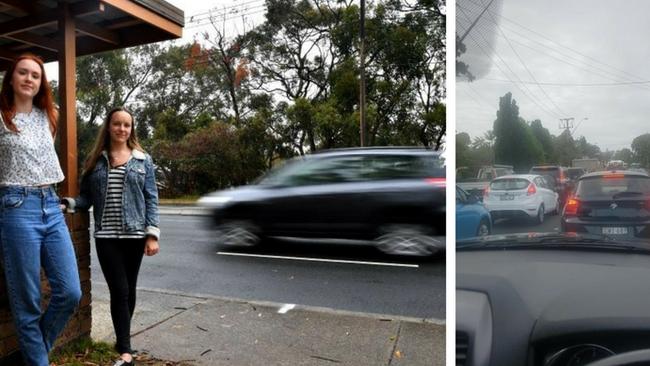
{"left": 0, "top": 54, "right": 82, "bottom": 366}
{"left": 63, "top": 107, "right": 159, "bottom": 366}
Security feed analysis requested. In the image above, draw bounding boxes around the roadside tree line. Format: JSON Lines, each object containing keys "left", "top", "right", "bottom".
{"left": 57, "top": 0, "right": 445, "bottom": 197}
{"left": 457, "top": 92, "right": 650, "bottom": 173}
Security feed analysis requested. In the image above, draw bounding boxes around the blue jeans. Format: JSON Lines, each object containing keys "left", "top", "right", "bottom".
{"left": 0, "top": 186, "right": 81, "bottom": 366}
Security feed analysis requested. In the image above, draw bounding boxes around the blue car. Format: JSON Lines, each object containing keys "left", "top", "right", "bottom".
{"left": 456, "top": 185, "right": 492, "bottom": 240}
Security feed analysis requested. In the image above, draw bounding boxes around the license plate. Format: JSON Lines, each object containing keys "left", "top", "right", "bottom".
{"left": 500, "top": 195, "right": 514, "bottom": 201}
{"left": 602, "top": 227, "right": 628, "bottom": 235}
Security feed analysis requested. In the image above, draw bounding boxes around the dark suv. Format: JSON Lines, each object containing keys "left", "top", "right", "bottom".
{"left": 198, "top": 147, "right": 446, "bottom": 256}
{"left": 529, "top": 165, "right": 571, "bottom": 203}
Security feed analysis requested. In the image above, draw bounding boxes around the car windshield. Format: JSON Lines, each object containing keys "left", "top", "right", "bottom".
{"left": 456, "top": 0, "right": 650, "bottom": 246}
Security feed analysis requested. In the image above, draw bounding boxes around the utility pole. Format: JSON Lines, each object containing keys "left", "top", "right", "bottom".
{"left": 559, "top": 117, "right": 574, "bottom": 135}
{"left": 359, "top": 0, "right": 367, "bottom": 147}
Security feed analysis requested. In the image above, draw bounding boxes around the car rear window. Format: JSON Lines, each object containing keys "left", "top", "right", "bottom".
{"left": 576, "top": 176, "right": 650, "bottom": 198}
{"left": 490, "top": 178, "right": 530, "bottom": 190}
{"left": 530, "top": 167, "right": 560, "bottom": 178}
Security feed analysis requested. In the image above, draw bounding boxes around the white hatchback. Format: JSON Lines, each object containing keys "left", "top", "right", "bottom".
{"left": 483, "top": 174, "right": 559, "bottom": 224}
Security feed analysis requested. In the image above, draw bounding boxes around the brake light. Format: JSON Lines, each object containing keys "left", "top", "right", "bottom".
{"left": 604, "top": 173, "right": 625, "bottom": 179}
{"left": 425, "top": 178, "right": 446, "bottom": 187}
{"left": 527, "top": 183, "right": 537, "bottom": 196}
{"left": 484, "top": 186, "right": 490, "bottom": 199}
{"left": 564, "top": 198, "right": 580, "bottom": 216}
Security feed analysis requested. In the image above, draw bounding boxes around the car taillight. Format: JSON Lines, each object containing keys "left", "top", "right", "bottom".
{"left": 425, "top": 178, "right": 446, "bottom": 187}
{"left": 527, "top": 183, "right": 537, "bottom": 196}
{"left": 484, "top": 186, "right": 490, "bottom": 199}
{"left": 604, "top": 173, "right": 625, "bottom": 179}
{"left": 564, "top": 198, "right": 580, "bottom": 216}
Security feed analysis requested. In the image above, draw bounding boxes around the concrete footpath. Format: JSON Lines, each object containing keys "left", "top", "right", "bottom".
{"left": 89, "top": 205, "right": 446, "bottom": 365}
{"left": 91, "top": 282, "right": 445, "bottom": 366}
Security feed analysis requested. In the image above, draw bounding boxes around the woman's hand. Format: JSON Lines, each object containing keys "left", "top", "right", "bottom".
{"left": 145, "top": 236, "right": 159, "bottom": 256}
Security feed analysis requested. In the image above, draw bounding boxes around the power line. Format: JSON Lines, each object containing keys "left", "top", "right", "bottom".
{"left": 482, "top": 78, "right": 650, "bottom": 87}
{"left": 185, "top": 9, "right": 267, "bottom": 30}
{"left": 483, "top": 3, "right": 567, "bottom": 117}
{"left": 457, "top": 2, "right": 650, "bottom": 94}
{"left": 187, "top": 5, "right": 267, "bottom": 27}
{"left": 461, "top": 0, "right": 650, "bottom": 86}
{"left": 186, "top": 0, "right": 265, "bottom": 20}
{"left": 460, "top": 7, "right": 562, "bottom": 120}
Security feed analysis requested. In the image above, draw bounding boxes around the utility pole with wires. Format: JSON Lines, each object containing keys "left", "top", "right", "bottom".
{"left": 559, "top": 117, "right": 574, "bottom": 135}
{"left": 359, "top": 0, "right": 367, "bottom": 147}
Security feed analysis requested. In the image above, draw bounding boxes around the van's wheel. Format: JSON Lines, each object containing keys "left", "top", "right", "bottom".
{"left": 375, "top": 224, "right": 441, "bottom": 256}
{"left": 216, "top": 221, "right": 260, "bottom": 247}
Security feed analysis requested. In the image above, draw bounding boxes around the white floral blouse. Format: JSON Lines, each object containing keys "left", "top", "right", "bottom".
{"left": 0, "top": 108, "right": 64, "bottom": 186}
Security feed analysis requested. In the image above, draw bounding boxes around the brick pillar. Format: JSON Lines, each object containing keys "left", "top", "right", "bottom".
{"left": 0, "top": 211, "right": 92, "bottom": 364}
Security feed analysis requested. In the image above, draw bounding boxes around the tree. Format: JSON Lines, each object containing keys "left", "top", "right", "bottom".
{"left": 632, "top": 134, "right": 650, "bottom": 167}
{"left": 575, "top": 136, "right": 601, "bottom": 159}
{"left": 613, "top": 148, "right": 633, "bottom": 163}
{"left": 529, "top": 120, "right": 555, "bottom": 163}
{"left": 553, "top": 130, "right": 578, "bottom": 166}
{"left": 492, "top": 93, "right": 543, "bottom": 171}
{"left": 456, "top": 132, "right": 472, "bottom": 168}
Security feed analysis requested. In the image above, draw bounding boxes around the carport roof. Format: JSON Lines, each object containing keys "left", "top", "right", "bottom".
{"left": 0, "top": 0, "right": 184, "bottom": 70}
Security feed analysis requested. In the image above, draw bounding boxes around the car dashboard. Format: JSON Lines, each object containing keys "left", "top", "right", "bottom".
{"left": 457, "top": 248, "right": 650, "bottom": 366}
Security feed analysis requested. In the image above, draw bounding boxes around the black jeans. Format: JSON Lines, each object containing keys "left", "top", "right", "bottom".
{"left": 96, "top": 238, "right": 146, "bottom": 354}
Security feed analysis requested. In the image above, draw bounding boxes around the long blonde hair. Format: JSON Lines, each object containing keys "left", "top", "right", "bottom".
{"left": 82, "top": 107, "right": 144, "bottom": 176}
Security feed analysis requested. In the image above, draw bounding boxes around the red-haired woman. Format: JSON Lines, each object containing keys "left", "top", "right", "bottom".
{"left": 0, "top": 54, "right": 81, "bottom": 366}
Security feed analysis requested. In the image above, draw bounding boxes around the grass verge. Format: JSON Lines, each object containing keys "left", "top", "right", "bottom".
{"left": 51, "top": 337, "right": 195, "bottom": 366}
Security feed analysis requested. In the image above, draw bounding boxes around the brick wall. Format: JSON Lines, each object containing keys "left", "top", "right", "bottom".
{"left": 0, "top": 212, "right": 92, "bottom": 365}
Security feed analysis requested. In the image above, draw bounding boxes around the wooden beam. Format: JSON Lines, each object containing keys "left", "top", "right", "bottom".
{"left": 4, "top": 32, "right": 58, "bottom": 52}
{"left": 0, "top": 12, "right": 56, "bottom": 36}
{"left": 76, "top": 19, "right": 119, "bottom": 45}
{"left": 100, "top": 0, "right": 182, "bottom": 38}
{"left": 58, "top": 3, "right": 78, "bottom": 197}
{"left": 0, "top": 0, "right": 37, "bottom": 14}
{"left": 0, "top": 1, "right": 104, "bottom": 37}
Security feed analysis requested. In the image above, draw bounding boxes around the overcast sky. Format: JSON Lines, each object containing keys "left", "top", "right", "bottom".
{"left": 456, "top": 0, "right": 650, "bottom": 152}
{"left": 44, "top": 0, "right": 266, "bottom": 79}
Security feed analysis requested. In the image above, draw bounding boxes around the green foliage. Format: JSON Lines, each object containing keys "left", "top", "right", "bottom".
{"left": 632, "top": 134, "right": 650, "bottom": 168}
{"left": 493, "top": 93, "right": 543, "bottom": 171}
{"left": 71, "top": 0, "right": 445, "bottom": 197}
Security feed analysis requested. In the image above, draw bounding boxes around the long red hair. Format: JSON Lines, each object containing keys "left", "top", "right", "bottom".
{"left": 0, "top": 53, "right": 58, "bottom": 135}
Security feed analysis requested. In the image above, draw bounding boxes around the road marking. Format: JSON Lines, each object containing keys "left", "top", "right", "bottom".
{"left": 216, "top": 251, "right": 420, "bottom": 268}
{"left": 278, "top": 303, "right": 295, "bottom": 314}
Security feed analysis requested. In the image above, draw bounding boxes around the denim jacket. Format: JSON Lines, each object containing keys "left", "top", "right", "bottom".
{"left": 63, "top": 149, "right": 160, "bottom": 239}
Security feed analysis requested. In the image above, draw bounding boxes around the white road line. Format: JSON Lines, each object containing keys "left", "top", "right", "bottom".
{"left": 278, "top": 303, "right": 296, "bottom": 314}
{"left": 216, "top": 251, "right": 420, "bottom": 268}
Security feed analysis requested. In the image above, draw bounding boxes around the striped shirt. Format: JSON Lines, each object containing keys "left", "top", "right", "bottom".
{"left": 95, "top": 164, "right": 146, "bottom": 239}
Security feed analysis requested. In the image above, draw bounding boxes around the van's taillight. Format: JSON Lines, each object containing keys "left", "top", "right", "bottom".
{"left": 425, "top": 178, "right": 446, "bottom": 187}
{"left": 564, "top": 198, "right": 580, "bottom": 216}
{"left": 527, "top": 183, "right": 537, "bottom": 196}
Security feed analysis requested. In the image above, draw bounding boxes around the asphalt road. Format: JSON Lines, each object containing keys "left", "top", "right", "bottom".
{"left": 491, "top": 213, "right": 561, "bottom": 235}
{"left": 90, "top": 214, "right": 446, "bottom": 321}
